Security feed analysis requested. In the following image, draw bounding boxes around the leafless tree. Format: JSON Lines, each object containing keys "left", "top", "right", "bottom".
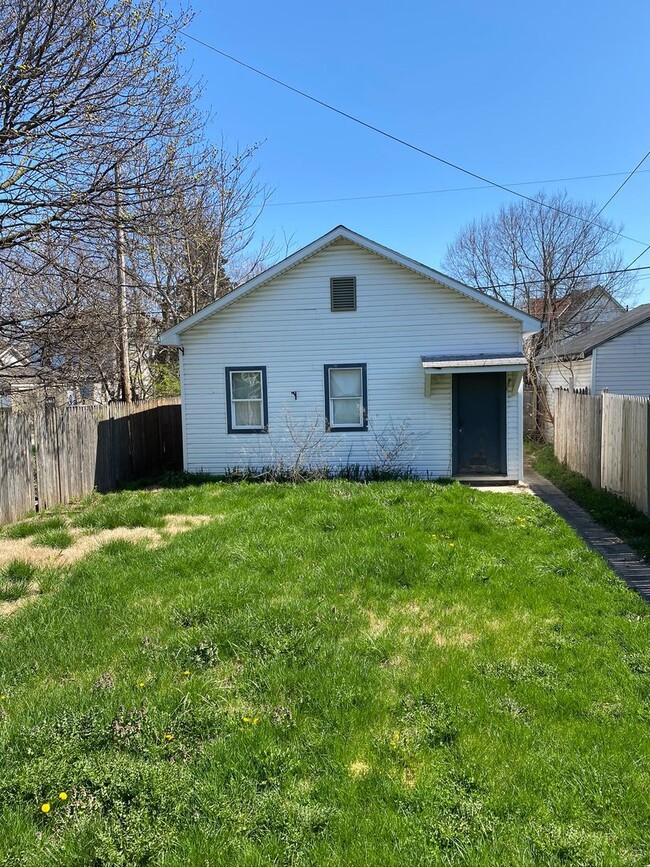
{"left": 442, "top": 191, "right": 635, "bottom": 342}
{"left": 442, "top": 190, "right": 637, "bottom": 430}
{"left": 0, "top": 1, "right": 274, "bottom": 404}
{"left": 115, "top": 140, "right": 273, "bottom": 398}
{"left": 0, "top": 0, "right": 200, "bottom": 254}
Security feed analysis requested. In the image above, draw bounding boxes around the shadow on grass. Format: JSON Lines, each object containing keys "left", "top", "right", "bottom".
{"left": 119, "top": 468, "right": 457, "bottom": 491}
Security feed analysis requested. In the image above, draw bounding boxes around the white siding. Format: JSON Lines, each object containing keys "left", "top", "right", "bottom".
{"left": 180, "top": 240, "right": 524, "bottom": 478}
{"left": 538, "top": 357, "right": 592, "bottom": 441}
{"left": 592, "top": 319, "right": 650, "bottom": 396}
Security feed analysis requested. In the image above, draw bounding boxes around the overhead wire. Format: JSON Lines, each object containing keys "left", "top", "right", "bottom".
{"left": 267, "top": 169, "right": 650, "bottom": 209}
{"left": 179, "top": 30, "right": 650, "bottom": 253}
{"left": 591, "top": 151, "right": 650, "bottom": 224}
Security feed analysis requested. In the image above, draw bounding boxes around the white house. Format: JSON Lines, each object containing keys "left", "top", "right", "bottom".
{"left": 160, "top": 227, "right": 540, "bottom": 481}
{"left": 538, "top": 303, "right": 650, "bottom": 437}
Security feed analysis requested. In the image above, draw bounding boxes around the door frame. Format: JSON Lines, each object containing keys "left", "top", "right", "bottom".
{"left": 452, "top": 372, "right": 507, "bottom": 475}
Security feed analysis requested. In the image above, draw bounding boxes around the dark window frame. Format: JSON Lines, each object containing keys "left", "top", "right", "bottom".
{"left": 330, "top": 276, "right": 357, "bottom": 312}
{"left": 324, "top": 363, "right": 368, "bottom": 432}
{"left": 225, "top": 366, "right": 269, "bottom": 434}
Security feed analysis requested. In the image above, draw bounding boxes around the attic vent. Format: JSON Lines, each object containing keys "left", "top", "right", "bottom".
{"left": 330, "top": 276, "right": 357, "bottom": 312}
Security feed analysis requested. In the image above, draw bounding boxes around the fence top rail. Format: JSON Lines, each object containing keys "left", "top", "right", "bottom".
{"left": 16, "top": 397, "right": 182, "bottom": 419}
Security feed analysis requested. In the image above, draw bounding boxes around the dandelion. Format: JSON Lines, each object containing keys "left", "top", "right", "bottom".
{"left": 182, "top": 670, "right": 190, "bottom": 676}
{"left": 164, "top": 733, "right": 174, "bottom": 741}
{"left": 0, "top": 694, "right": 6, "bottom": 700}
{"left": 449, "top": 542, "right": 456, "bottom": 548}
{"left": 137, "top": 681, "right": 145, "bottom": 688}
{"left": 58, "top": 792, "right": 68, "bottom": 801}
{"left": 41, "top": 803, "right": 50, "bottom": 813}
{"left": 242, "top": 716, "right": 260, "bottom": 725}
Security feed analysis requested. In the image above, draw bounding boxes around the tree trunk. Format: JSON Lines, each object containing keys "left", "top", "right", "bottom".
{"left": 115, "top": 165, "right": 133, "bottom": 403}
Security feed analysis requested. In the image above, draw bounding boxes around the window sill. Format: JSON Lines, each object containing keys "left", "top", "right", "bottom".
{"left": 227, "top": 428, "right": 269, "bottom": 435}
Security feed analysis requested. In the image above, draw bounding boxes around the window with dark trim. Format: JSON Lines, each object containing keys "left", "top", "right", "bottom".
{"left": 324, "top": 364, "right": 368, "bottom": 431}
{"left": 330, "top": 276, "right": 356, "bottom": 311}
{"left": 225, "top": 367, "right": 268, "bottom": 433}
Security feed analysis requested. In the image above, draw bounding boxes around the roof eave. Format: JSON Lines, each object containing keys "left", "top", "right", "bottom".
{"left": 158, "top": 225, "right": 542, "bottom": 344}
{"left": 540, "top": 349, "right": 589, "bottom": 363}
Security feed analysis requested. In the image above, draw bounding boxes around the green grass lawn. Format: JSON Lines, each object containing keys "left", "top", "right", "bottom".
{"left": 526, "top": 440, "right": 650, "bottom": 561}
{"left": 0, "top": 480, "right": 648, "bottom": 866}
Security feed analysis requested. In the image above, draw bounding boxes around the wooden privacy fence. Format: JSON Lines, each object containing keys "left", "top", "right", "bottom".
{"left": 554, "top": 388, "right": 602, "bottom": 488}
{"left": 0, "top": 398, "right": 182, "bottom": 524}
{"left": 554, "top": 388, "right": 650, "bottom": 515}
{"left": 601, "top": 394, "right": 649, "bottom": 516}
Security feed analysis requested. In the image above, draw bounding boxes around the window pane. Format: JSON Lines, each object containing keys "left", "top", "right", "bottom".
{"left": 234, "top": 400, "right": 262, "bottom": 427}
{"left": 331, "top": 397, "right": 362, "bottom": 425}
{"left": 329, "top": 367, "right": 361, "bottom": 398}
{"left": 231, "top": 371, "right": 261, "bottom": 399}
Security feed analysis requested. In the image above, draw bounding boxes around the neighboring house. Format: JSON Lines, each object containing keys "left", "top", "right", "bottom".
{"left": 0, "top": 344, "right": 59, "bottom": 411}
{"left": 160, "top": 226, "right": 540, "bottom": 481}
{"left": 529, "top": 286, "right": 625, "bottom": 344}
{"left": 0, "top": 343, "right": 103, "bottom": 410}
{"left": 538, "top": 303, "right": 650, "bottom": 439}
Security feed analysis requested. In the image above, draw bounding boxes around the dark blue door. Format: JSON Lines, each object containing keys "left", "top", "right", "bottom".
{"left": 453, "top": 373, "right": 506, "bottom": 475}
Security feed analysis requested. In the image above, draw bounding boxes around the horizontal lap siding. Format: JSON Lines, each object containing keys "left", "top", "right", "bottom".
{"left": 540, "top": 358, "right": 593, "bottom": 441}
{"left": 181, "top": 242, "right": 522, "bottom": 477}
{"left": 593, "top": 319, "right": 650, "bottom": 396}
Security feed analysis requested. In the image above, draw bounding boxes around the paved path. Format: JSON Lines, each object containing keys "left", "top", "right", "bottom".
{"left": 524, "top": 466, "right": 650, "bottom": 603}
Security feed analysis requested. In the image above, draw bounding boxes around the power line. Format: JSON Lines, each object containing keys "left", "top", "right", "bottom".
{"left": 9, "top": 264, "right": 648, "bottom": 295}
{"left": 179, "top": 30, "right": 650, "bottom": 250}
{"left": 592, "top": 150, "right": 650, "bottom": 223}
{"left": 626, "top": 243, "right": 650, "bottom": 270}
{"left": 463, "top": 263, "right": 650, "bottom": 292}
{"left": 266, "top": 169, "right": 650, "bottom": 209}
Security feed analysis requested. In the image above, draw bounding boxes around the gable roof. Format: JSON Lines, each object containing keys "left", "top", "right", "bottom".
{"left": 527, "top": 286, "right": 624, "bottom": 322}
{"left": 539, "top": 303, "right": 650, "bottom": 361}
{"left": 159, "top": 226, "right": 540, "bottom": 345}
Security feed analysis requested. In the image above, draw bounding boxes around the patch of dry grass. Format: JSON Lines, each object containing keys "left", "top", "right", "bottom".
{"left": 0, "top": 514, "right": 214, "bottom": 617}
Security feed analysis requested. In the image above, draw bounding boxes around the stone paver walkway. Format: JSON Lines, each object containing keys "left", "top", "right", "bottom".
{"left": 524, "top": 465, "right": 650, "bottom": 603}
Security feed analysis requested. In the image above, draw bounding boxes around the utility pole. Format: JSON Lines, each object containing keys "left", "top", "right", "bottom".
{"left": 115, "top": 164, "right": 133, "bottom": 403}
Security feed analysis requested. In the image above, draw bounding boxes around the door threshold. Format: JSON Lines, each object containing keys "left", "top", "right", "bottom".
{"left": 454, "top": 475, "right": 516, "bottom": 486}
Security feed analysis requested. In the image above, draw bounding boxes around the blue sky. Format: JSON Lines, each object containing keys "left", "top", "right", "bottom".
{"left": 178, "top": 0, "right": 650, "bottom": 302}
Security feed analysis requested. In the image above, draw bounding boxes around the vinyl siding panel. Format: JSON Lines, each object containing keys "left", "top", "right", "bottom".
{"left": 592, "top": 319, "right": 650, "bottom": 396}
{"left": 538, "top": 357, "right": 593, "bottom": 441}
{"left": 180, "top": 241, "right": 524, "bottom": 478}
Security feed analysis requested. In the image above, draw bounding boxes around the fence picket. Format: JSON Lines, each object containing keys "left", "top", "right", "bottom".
{"left": 0, "top": 410, "right": 33, "bottom": 524}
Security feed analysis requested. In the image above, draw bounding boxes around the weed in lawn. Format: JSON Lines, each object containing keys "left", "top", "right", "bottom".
{"left": 32, "top": 527, "right": 74, "bottom": 549}
{"left": 72, "top": 500, "right": 168, "bottom": 531}
{"left": 4, "top": 516, "right": 67, "bottom": 540}
{"left": 0, "top": 559, "right": 36, "bottom": 602}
